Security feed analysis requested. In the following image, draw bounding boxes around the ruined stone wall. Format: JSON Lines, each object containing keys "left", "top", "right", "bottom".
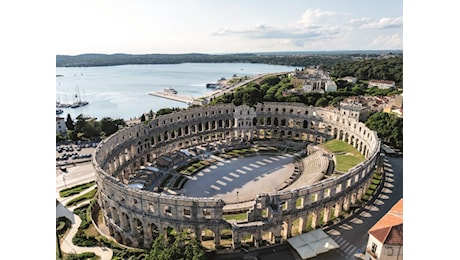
{"left": 93, "top": 102, "right": 380, "bottom": 249}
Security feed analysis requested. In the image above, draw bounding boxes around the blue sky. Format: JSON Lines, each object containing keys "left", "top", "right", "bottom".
{"left": 55, "top": 0, "right": 403, "bottom": 55}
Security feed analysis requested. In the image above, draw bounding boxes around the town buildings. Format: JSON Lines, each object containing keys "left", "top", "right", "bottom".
{"left": 339, "top": 94, "right": 403, "bottom": 121}
{"left": 291, "top": 67, "right": 337, "bottom": 93}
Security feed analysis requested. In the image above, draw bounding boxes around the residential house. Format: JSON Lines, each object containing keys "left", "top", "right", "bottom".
{"left": 56, "top": 116, "right": 67, "bottom": 135}
{"left": 365, "top": 199, "right": 403, "bottom": 260}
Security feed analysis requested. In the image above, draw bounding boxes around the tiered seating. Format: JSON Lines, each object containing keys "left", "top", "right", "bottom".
{"left": 285, "top": 150, "right": 329, "bottom": 190}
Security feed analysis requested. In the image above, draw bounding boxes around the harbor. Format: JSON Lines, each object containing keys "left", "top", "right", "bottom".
{"left": 56, "top": 63, "right": 297, "bottom": 120}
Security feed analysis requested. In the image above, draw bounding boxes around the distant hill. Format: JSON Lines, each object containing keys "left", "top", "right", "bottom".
{"left": 56, "top": 51, "right": 402, "bottom": 67}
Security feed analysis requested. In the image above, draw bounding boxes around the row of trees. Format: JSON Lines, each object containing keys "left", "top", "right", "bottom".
{"left": 57, "top": 114, "right": 126, "bottom": 142}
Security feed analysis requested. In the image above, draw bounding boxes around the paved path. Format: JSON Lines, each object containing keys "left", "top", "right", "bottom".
{"left": 60, "top": 213, "right": 113, "bottom": 260}
{"left": 57, "top": 186, "right": 113, "bottom": 260}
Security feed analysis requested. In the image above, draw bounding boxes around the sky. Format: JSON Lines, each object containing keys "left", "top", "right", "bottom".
{"left": 55, "top": 0, "right": 403, "bottom": 55}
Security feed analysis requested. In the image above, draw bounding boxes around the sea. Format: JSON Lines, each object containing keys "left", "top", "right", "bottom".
{"left": 56, "top": 63, "right": 298, "bottom": 121}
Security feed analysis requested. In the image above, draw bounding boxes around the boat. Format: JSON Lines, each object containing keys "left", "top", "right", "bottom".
{"left": 71, "top": 86, "right": 89, "bottom": 108}
{"left": 164, "top": 86, "right": 177, "bottom": 94}
{"left": 56, "top": 108, "right": 64, "bottom": 115}
{"left": 206, "top": 83, "right": 218, "bottom": 88}
{"left": 206, "top": 77, "right": 226, "bottom": 89}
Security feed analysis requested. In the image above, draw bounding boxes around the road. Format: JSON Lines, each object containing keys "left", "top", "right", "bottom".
{"left": 56, "top": 162, "right": 96, "bottom": 192}
{"left": 314, "top": 155, "right": 403, "bottom": 259}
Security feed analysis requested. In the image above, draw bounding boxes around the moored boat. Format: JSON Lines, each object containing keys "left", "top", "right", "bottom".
{"left": 164, "top": 86, "right": 177, "bottom": 94}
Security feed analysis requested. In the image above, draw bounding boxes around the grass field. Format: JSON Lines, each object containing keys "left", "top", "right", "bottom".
{"left": 320, "top": 139, "right": 365, "bottom": 172}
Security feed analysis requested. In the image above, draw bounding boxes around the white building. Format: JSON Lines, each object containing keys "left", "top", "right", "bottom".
{"left": 325, "top": 79, "right": 337, "bottom": 92}
{"left": 365, "top": 199, "right": 403, "bottom": 260}
{"left": 340, "top": 76, "right": 357, "bottom": 84}
{"left": 56, "top": 116, "right": 67, "bottom": 135}
{"left": 368, "top": 80, "right": 396, "bottom": 89}
{"left": 293, "top": 68, "right": 336, "bottom": 93}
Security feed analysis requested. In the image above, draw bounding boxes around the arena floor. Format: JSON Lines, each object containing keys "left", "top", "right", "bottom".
{"left": 181, "top": 153, "right": 296, "bottom": 204}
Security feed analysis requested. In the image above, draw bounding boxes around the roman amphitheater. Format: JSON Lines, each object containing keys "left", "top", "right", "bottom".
{"left": 92, "top": 102, "right": 382, "bottom": 250}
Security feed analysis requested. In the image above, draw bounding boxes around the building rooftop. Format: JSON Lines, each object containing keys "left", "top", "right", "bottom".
{"left": 368, "top": 199, "right": 403, "bottom": 245}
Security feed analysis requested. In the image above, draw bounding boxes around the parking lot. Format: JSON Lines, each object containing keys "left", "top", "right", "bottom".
{"left": 56, "top": 142, "right": 99, "bottom": 167}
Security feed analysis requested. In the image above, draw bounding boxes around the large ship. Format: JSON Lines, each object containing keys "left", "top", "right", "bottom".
{"left": 206, "top": 83, "right": 218, "bottom": 89}
{"left": 206, "top": 77, "right": 227, "bottom": 89}
{"left": 164, "top": 86, "right": 177, "bottom": 94}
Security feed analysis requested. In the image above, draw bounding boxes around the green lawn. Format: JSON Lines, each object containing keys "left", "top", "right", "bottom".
{"left": 320, "top": 139, "right": 365, "bottom": 172}
{"left": 223, "top": 213, "right": 248, "bottom": 222}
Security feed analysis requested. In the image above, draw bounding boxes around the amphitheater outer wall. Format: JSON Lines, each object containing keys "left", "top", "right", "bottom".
{"left": 93, "top": 102, "right": 381, "bottom": 249}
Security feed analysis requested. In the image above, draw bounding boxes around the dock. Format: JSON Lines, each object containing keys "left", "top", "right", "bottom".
{"left": 148, "top": 91, "right": 198, "bottom": 105}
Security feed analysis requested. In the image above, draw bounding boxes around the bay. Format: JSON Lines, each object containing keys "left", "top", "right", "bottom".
{"left": 56, "top": 63, "right": 297, "bottom": 121}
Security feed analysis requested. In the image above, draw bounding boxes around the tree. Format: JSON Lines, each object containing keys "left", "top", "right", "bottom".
{"left": 365, "top": 112, "right": 403, "bottom": 151}
{"left": 56, "top": 132, "right": 67, "bottom": 143}
{"left": 74, "top": 117, "right": 101, "bottom": 140}
{"left": 100, "top": 117, "right": 125, "bottom": 137}
{"left": 315, "top": 97, "right": 329, "bottom": 107}
{"left": 66, "top": 114, "right": 74, "bottom": 130}
{"left": 147, "top": 231, "right": 206, "bottom": 260}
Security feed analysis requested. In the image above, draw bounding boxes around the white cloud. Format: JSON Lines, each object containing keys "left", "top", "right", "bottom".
{"left": 360, "top": 16, "right": 403, "bottom": 29}
{"left": 370, "top": 33, "right": 403, "bottom": 48}
{"left": 297, "top": 9, "right": 337, "bottom": 26}
{"left": 211, "top": 9, "right": 347, "bottom": 43}
{"left": 210, "top": 8, "right": 402, "bottom": 51}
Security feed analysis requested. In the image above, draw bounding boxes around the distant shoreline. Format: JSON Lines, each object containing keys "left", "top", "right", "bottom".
{"left": 56, "top": 50, "right": 402, "bottom": 68}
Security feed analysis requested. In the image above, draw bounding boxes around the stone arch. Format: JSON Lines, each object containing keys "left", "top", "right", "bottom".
{"left": 267, "top": 117, "right": 272, "bottom": 125}
{"left": 291, "top": 216, "right": 305, "bottom": 236}
{"left": 150, "top": 222, "right": 160, "bottom": 240}
{"left": 202, "top": 228, "right": 217, "bottom": 249}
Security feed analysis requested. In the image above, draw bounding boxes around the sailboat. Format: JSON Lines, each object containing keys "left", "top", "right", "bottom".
{"left": 71, "top": 86, "right": 89, "bottom": 108}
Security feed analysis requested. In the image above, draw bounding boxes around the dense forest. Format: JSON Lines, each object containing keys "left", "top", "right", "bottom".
{"left": 324, "top": 55, "right": 403, "bottom": 86}
{"left": 56, "top": 51, "right": 402, "bottom": 68}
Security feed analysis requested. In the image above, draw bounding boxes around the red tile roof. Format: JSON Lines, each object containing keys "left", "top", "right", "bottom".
{"left": 368, "top": 199, "right": 403, "bottom": 245}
